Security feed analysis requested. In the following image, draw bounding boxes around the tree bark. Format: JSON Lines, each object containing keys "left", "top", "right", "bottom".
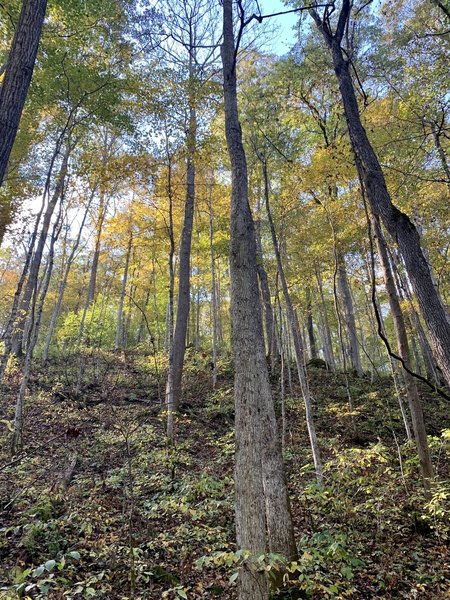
{"left": 11, "top": 196, "right": 63, "bottom": 454}
{"left": 208, "top": 187, "right": 218, "bottom": 389}
{"left": 11, "top": 144, "right": 70, "bottom": 356}
{"left": 305, "top": 287, "right": 317, "bottom": 360}
{"left": 43, "top": 190, "right": 94, "bottom": 361}
{"left": 255, "top": 202, "right": 277, "bottom": 362}
{"left": 115, "top": 232, "right": 133, "bottom": 350}
{"left": 0, "top": 0, "right": 48, "bottom": 242}
{"left": 315, "top": 266, "right": 335, "bottom": 369}
{"left": 372, "top": 215, "right": 433, "bottom": 483}
{"left": 166, "top": 57, "right": 197, "bottom": 436}
{"left": 311, "top": 5, "right": 450, "bottom": 386}
{"left": 222, "top": 3, "right": 297, "bottom": 598}
{"left": 262, "top": 161, "right": 323, "bottom": 485}
{"left": 337, "top": 257, "right": 363, "bottom": 377}
{"left": 390, "top": 247, "right": 443, "bottom": 386}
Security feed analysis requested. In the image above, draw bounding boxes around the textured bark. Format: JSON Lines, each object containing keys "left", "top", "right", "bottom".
{"left": 311, "top": 4, "right": 450, "bottom": 386}
{"left": 390, "top": 248, "right": 443, "bottom": 385}
{"left": 0, "top": 0, "right": 48, "bottom": 241}
{"left": 373, "top": 216, "right": 433, "bottom": 482}
{"left": 222, "top": 3, "right": 297, "bottom": 598}
{"left": 337, "top": 258, "right": 363, "bottom": 377}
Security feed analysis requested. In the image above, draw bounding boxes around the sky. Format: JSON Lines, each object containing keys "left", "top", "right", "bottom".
{"left": 258, "top": 0, "right": 299, "bottom": 55}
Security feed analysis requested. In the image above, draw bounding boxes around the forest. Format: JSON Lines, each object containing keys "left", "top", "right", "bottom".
{"left": 0, "top": 0, "right": 449, "bottom": 598}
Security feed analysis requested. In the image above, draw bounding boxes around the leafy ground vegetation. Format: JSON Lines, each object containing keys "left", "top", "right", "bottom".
{"left": 0, "top": 351, "right": 449, "bottom": 599}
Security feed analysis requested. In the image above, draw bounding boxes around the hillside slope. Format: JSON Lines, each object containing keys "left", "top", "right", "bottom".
{"left": 1, "top": 351, "right": 449, "bottom": 599}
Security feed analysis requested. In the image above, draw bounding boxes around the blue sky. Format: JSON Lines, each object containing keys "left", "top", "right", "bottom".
{"left": 258, "top": 0, "right": 299, "bottom": 55}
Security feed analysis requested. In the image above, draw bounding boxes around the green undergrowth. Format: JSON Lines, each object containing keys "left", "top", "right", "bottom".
{"left": 0, "top": 351, "right": 449, "bottom": 598}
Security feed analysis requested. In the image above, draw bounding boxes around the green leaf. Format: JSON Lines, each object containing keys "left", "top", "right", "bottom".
{"left": 68, "top": 551, "right": 81, "bottom": 560}
{"left": 33, "top": 566, "right": 45, "bottom": 577}
{"left": 44, "top": 560, "right": 56, "bottom": 571}
{"left": 229, "top": 571, "right": 239, "bottom": 583}
{"left": 176, "top": 589, "right": 188, "bottom": 599}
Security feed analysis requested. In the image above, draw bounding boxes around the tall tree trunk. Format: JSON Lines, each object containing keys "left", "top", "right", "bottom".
{"left": 255, "top": 200, "right": 277, "bottom": 361}
{"left": 430, "top": 121, "right": 450, "bottom": 192}
{"left": 305, "top": 286, "right": 317, "bottom": 360}
{"left": 221, "top": 4, "right": 297, "bottom": 599}
{"left": 0, "top": 0, "right": 48, "bottom": 242}
{"left": 76, "top": 189, "right": 108, "bottom": 353}
{"left": 0, "top": 195, "right": 46, "bottom": 379}
{"left": 262, "top": 161, "right": 323, "bottom": 484}
{"left": 208, "top": 187, "right": 218, "bottom": 389}
{"left": 115, "top": 232, "right": 133, "bottom": 350}
{"left": 11, "top": 196, "right": 62, "bottom": 454}
{"left": 372, "top": 215, "right": 433, "bottom": 483}
{"left": 315, "top": 266, "right": 335, "bottom": 369}
{"left": 43, "top": 190, "right": 94, "bottom": 362}
{"left": 166, "top": 60, "right": 197, "bottom": 436}
{"left": 165, "top": 140, "right": 176, "bottom": 441}
{"left": 11, "top": 145, "right": 70, "bottom": 356}
{"left": 390, "top": 247, "right": 443, "bottom": 385}
{"left": 337, "top": 257, "right": 363, "bottom": 377}
{"left": 311, "top": 5, "right": 450, "bottom": 386}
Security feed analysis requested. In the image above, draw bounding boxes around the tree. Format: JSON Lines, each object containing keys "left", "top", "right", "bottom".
{"left": 308, "top": 0, "right": 450, "bottom": 387}
{"left": 0, "top": 0, "right": 48, "bottom": 244}
{"left": 221, "top": 2, "right": 297, "bottom": 598}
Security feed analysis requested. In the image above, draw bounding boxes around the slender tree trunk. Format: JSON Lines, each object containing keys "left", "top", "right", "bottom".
{"left": 315, "top": 266, "right": 335, "bottom": 369}
{"left": 262, "top": 161, "right": 323, "bottom": 484}
{"left": 165, "top": 142, "right": 176, "bottom": 442}
{"left": 222, "top": 4, "right": 297, "bottom": 598}
{"left": 208, "top": 188, "right": 218, "bottom": 389}
{"left": 372, "top": 215, "right": 433, "bottom": 483}
{"left": 255, "top": 201, "right": 277, "bottom": 361}
{"left": 305, "top": 287, "right": 317, "bottom": 360}
{"left": 43, "top": 191, "right": 94, "bottom": 361}
{"left": 76, "top": 189, "right": 107, "bottom": 352}
{"left": 137, "top": 289, "right": 151, "bottom": 344}
{"left": 0, "top": 0, "right": 48, "bottom": 241}
{"left": 216, "top": 265, "right": 224, "bottom": 346}
{"left": 115, "top": 232, "right": 133, "bottom": 350}
{"left": 0, "top": 196, "right": 46, "bottom": 379}
{"left": 167, "top": 54, "right": 198, "bottom": 433}
{"left": 11, "top": 145, "right": 70, "bottom": 356}
{"left": 390, "top": 248, "right": 442, "bottom": 385}
{"left": 430, "top": 122, "right": 450, "bottom": 192}
{"left": 195, "top": 281, "right": 200, "bottom": 348}
{"left": 337, "top": 257, "right": 363, "bottom": 377}
{"left": 312, "top": 10, "right": 450, "bottom": 385}
{"left": 276, "top": 292, "right": 287, "bottom": 451}
{"left": 11, "top": 197, "right": 62, "bottom": 454}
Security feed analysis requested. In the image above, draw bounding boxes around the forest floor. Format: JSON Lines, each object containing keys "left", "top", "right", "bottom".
{"left": 0, "top": 349, "right": 449, "bottom": 599}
